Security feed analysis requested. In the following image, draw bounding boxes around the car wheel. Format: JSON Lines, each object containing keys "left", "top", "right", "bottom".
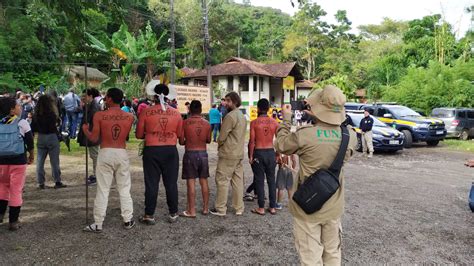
{"left": 427, "top": 140, "right": 440, "bottom": 146}
{"left": 460, "top": 129, "right": 469, "bottom": 141}
{"left": 402, "top": 130, "right": 412, "bottom": 148}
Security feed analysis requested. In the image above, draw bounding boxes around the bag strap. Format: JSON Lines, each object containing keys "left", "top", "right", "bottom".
{"left": 328, "top": 126, "right": 350, "bottom": 178}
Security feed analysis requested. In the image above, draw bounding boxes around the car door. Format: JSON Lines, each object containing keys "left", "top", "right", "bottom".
{"left": 467, "top": 110, "right": 474, "bottom": 136}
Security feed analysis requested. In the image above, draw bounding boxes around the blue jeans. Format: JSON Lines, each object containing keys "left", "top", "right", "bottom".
{"left": 66, "top": 111, "right": 78, "bottom": 138}
{"left": 211, "top": 123, "right": 220, "bottom": 141}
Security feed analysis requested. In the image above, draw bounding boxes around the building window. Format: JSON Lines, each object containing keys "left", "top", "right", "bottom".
{"left": 253, "top": 76, "right": 257, "bottom": 92}
{"left": 227, "top": 76, "right": 233, "bottom": 91}
{"left": 239, "top": 76, "right": 249, "bottom": 91}
{"left": 259, "top": 77, "right": 264, "bottom": 92}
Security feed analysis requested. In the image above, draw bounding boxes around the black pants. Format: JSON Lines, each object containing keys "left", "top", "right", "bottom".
{"left": 143, "top": 146, "right": 179, "bottom": 216}
{"left": 251, "top": 149, "right": 277, "bottom": 208}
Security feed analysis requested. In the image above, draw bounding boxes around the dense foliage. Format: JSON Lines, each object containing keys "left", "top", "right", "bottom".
{"left": 0, "top": 0, "right": 472, "bottom": 112}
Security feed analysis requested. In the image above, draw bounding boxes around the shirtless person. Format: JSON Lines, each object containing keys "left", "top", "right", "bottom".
{"left": 249, "top": 98, "right": 279, "bottom": 215}
{"left": 136, "top": 84, "right": 183, "bottom": 224}
{"left": 179, "top": 100, "right": 211, "bottom": 217}
{"left": 82, "top": 88, "right": 135, "bottom": 232}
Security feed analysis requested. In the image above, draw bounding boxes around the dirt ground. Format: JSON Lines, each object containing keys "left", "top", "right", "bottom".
{"left": 1, "top": 142, "right": 473, "bottom": 264}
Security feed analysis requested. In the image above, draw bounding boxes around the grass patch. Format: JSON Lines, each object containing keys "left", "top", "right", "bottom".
{"left": 442, "top": 139, "right": 474, "bottom": 153}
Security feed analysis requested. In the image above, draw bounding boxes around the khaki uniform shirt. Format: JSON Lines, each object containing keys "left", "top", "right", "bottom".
{"left": 275, "top": 113, "right": 357, "bottom": 223}
{"left": 217, "top": 108, "right": 246, "bottom": 160}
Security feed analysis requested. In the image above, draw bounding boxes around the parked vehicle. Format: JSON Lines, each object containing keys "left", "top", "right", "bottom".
{"left": 362, "top": 104, "right": 447, "bottom": 148}
{"left": 431, "top": 108, "right": 474, "bottom": 140}
{"left": 346, "top": 111, "right": 405, "bottom": 152}
{"left": 344, "top": 102, "right": 366, "bottom": 111}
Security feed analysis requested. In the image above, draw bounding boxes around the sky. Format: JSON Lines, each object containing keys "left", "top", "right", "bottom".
{"left": 238, "top": 0, "right": 472, "bottom": 38}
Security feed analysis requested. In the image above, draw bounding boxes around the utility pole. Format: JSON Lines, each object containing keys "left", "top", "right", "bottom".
{"left": 170, "top": 0, "right": 176, "bottom": 85}
{"left": 202, "top": 0, "right": 213, "bottom": 105}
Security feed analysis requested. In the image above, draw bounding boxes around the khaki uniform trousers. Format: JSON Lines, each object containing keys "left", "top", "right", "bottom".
{"left": 293, "top": 217, "right": 342, "bottom": 266}
{"left": 214, "top": 158, "right": 244, "bottom": 214}
{"left": 362, "top": 131, "right": 374, "bottom": 154}
{"left": 94, "top": 148, "right": 133, "bottom": 226}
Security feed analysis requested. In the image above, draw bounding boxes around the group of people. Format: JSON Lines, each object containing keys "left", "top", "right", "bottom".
{"left": 1, "top": 83, "right": 360, "bottom": 265}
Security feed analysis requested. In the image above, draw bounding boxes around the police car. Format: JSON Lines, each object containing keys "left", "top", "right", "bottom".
{"left": 346, "top": 111, "right": 405, "bottom": 152}
{"left": 362, "top": 104, "right": 447, "bottom": 148}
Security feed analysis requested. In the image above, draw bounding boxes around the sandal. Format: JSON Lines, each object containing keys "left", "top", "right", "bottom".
{"left": 267, "top": 208, "right": 277, "bottom": 215}
{"left": 179, "top": 211, "right": 196, "bottom": 218}
{"left": 251, "top": 208, "right": 265, "bottom": 216}
{"left": 139, "top": 215, "right": 156, "bottom": 225}
{"left": 202, "top": 209, "right": 209, "bottom": 216}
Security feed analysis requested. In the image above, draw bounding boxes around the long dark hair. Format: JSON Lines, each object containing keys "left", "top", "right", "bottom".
{"left": 0, "top": 97, "right": 17, "bottom": 119}
{"left": 34, "top": 95, "right": 58, "bottom": 120}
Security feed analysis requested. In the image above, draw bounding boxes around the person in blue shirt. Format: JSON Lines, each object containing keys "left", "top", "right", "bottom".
{"left": 209, "top": 104, "right": 222, "bottom": 142}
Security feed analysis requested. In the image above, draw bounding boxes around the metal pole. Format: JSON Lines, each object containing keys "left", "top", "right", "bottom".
{"left": 202, "top": 0, "right": 213, "bottom": 106}
{"left": 83, "top": 24, "right": 90, "bottom": 225}
{"left": 170, "top": 0, "right": 176, "bottom": 85}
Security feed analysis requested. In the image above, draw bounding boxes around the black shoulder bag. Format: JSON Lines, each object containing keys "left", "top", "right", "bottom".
{"left": 292, "top": 126, "right": 350, "bottom": 214}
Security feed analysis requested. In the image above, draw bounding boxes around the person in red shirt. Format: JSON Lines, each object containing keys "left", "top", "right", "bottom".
{"left": 178, "top": 100, "right": 211, "bottom": 218}
{"left": 136, "top": 84, "right": 183, "bottom": 224}
{"left": 249, "top": 98, "right": 279, "bottom": 215}
{"left": 82, "top": 88, "right": 135, "bottom": 233}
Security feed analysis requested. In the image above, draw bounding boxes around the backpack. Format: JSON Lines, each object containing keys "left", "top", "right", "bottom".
{"left": 0, "top": 119, "right": 25, "bottom": 157}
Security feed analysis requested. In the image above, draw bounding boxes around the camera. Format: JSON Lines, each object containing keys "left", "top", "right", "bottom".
{"left": 290, "top": 100, "right": 309, "bottom": 111}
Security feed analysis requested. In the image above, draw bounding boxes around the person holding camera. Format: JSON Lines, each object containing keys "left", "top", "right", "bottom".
{"left": 275, "top": 85, "right": 357, "bottom": 266}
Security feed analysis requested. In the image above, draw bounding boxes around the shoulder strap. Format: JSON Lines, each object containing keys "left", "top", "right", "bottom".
{"left": 328, "top": 126, "right": 350, "bottom": 178}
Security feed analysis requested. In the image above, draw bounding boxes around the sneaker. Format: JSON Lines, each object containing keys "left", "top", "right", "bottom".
{"left": 54, "top": 182, "right": 67, "bottom": 189}
{"left": 87, "top": 176, "right": 97, "bottom": 186}
{"left": 38, "top": 184, "right": 45, "bottom": 190}
{"left": 8, "top": 222, "right": 20, "bottom": 231}
{"left": 243, "top": 193, "right": 254, "bottom": 201}
{"left": 368, "top": 153, "right": 373, "bottom": 158}
{"left": 275, "top": 203, "right": 283, "bottom": 210}
{"left": 168, "top": 213, "right": 179, "bottom": 223}
{"left": 209, "top": 208, "right": 226, "bottom": 217}
{"left": 123, "top": 220, "right": 136, "bottom": 230}
{"left": 83, "top": 223, "right": 102, "bottom": 233}
{"left": 235, "top": 210, "right": 244, "bottom": 216}
{"left": 139, "top": 215, "right": 156, "bottom": 225}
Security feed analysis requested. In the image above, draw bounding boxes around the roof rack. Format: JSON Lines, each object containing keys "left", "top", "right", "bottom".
{"left": 372, "top": 102, "right": 398, "bottom": 106}
{"left": 345, "top": 110, "right": 364, "bottom": 113}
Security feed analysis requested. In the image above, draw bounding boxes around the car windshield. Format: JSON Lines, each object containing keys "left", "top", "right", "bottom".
{"left": 431, "top": 109, "right": 455, "bottom": 118}
{"left": 390, "top": 106, "right": 421, "bottom": 117}
{"left": 349, "top": 114, "right": 387, "bottom": 127}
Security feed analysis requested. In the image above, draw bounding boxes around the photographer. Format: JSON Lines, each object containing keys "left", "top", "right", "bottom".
{"left": 275, "top": 85, "right": 357, "bottom": 265}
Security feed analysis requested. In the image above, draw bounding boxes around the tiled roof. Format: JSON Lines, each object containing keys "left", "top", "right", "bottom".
{"left": 184, "top": 57, "right": 297, "bottom": 78}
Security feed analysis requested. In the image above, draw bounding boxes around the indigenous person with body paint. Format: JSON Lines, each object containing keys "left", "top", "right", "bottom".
{"left": 136, "top": 84, "right": 183, "bottom": 224}
{"left": 82, "top": 88, "right": 135, "bottom": 233}
{"left": 248, "top": 98, "right": 279, "bottom": 216}
{"left": 275, "top": 85, "right": 357, "bottom": 266}
{"left": 179, "top": 100, "right": 211, "bottom": 218}
{"left": 0, "top": 98, "right": 34, "bottom": 231}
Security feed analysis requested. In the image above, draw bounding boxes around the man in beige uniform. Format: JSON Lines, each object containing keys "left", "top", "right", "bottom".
{"left": 210, "top": 92, "right": 246, "bottom": 216}
{"left": 275, "top": 85, "right": 357, "bottom": 266}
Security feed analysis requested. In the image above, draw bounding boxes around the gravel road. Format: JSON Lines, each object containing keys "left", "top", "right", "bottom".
{"left": 1, "top": 143, "right": 472, "bottom": 264}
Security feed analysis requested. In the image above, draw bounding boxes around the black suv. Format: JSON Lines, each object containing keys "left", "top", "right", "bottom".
{"left": 362, "top": 104, "right": 447, "bottom": 148}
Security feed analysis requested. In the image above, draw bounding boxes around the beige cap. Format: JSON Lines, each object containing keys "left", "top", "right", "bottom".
{"left": 306, "top": 85, "right": 346, "bottom": 125}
